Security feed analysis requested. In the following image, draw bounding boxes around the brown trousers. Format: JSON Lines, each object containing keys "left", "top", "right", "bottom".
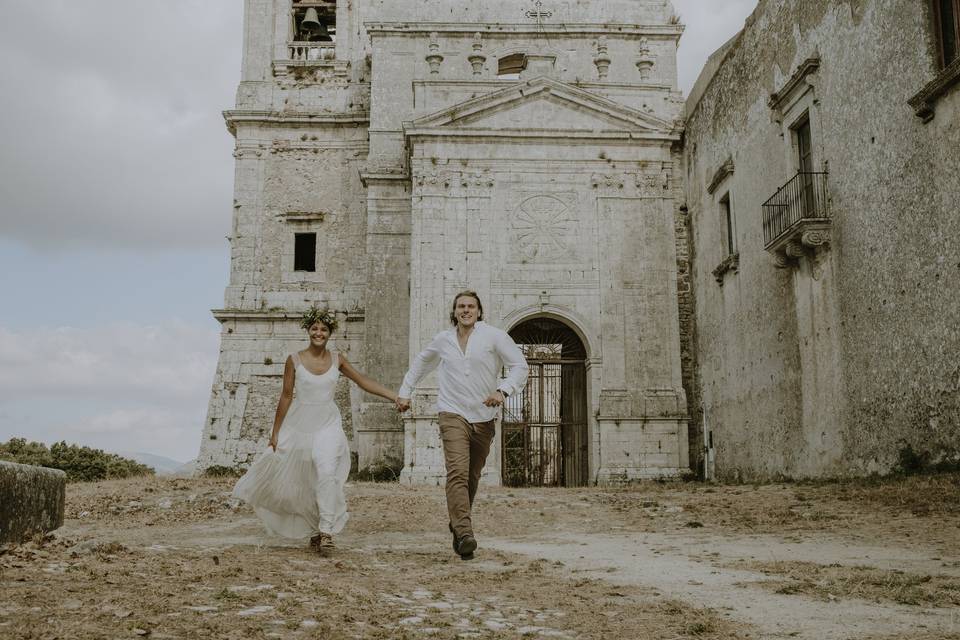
{"left": 438, "top": 412, "right": 496, "bottom": 539}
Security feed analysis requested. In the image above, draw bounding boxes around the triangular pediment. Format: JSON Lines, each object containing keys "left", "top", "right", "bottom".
{"left": 405, "top": 77, "right": 676, "bottom": 137}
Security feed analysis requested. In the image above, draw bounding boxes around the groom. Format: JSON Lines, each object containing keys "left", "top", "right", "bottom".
{"left": 396, "top": 290, "right": 528, "bottom": 560}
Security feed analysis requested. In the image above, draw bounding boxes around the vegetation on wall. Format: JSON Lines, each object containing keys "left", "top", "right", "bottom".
{"left": 202, "top": 465, "right": 242, "bottom": 478}
{"left": 350, "top": 456, "right": 404, "bottom": 482}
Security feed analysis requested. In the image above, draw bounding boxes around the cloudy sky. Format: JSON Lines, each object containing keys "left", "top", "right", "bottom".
{"left": 0, "top": 0, "right": 757, "bottom": 464}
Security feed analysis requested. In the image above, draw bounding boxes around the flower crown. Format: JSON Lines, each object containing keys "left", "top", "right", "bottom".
{"left": 300, "top": 305, "right": 338, "bottom": 332}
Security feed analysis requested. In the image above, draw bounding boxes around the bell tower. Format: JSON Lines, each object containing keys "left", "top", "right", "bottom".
{"left": 197, "top": 0, "right": 381, "bottom": 472}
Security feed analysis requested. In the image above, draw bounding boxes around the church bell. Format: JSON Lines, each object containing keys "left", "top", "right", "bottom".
{"left": 301, "top": 8, "right": 322, "bottom": 33}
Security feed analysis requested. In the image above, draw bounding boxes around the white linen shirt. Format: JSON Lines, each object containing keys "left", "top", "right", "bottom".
{"left": 398, "top": 321, "right": 529, "bottom": 424}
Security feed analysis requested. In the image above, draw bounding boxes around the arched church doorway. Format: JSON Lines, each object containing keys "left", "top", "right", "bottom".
{"left": 503, "top": 317, "right": 589, "bottom": 487}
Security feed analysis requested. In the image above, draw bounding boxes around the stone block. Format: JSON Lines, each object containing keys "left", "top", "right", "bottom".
{"left": 0, "top": 461, "right": 66, "bottom": 544}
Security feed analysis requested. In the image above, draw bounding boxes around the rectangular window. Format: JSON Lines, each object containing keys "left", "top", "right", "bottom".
{"left": 934, "top": 0, "right": 960, "bottom": 68}
{"left": 294, "top": 233, "right": 316, "bottom": 272}
{"left": 719, "top": 192, "right": 737, "bottom": 256}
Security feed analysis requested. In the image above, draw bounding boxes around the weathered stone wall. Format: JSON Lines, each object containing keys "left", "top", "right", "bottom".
{"left": 672, "top": 145, "right": 701, "bottom": 474}
{"left": 198, "top": 124, "right": 372, "bottom": 469}
{"left": 684, "top": 0, "right": 960, "bottom": 479}
{"left": 0, "top": 461, "right": 65, "bottom": 544}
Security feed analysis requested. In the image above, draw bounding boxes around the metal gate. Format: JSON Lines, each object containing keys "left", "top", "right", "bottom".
{"left": 502, "top": 318, "right": 588, "bottom": 487}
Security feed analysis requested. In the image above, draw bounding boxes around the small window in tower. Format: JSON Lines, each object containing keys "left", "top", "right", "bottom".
{"left": 292, "top": 1, "right": 336, "bottom": 43}
{"left": 498, "top": 53, "right": 527, "bottom": 80}
{"left": 294, "top": 233, "right": 317, "bottom": 272}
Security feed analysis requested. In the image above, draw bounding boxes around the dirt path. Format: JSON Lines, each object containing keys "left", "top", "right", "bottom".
{"left": 486, "top": 533, "right": 958, "bottom": 639}
{"left": 2, "top": 474, "right": 959, "bottom": 639}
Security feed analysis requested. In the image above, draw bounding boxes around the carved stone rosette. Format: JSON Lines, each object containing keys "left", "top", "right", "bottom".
{"left": 413, "top": 169, "right": 458, "bottom": 196}
{"left": 460, "top": 170, "right": 494, "bottom": 189}
{"left": 413, "top": 168, "right": 494, "bottom": 197}
{"left": 635, "top": 164, "right": 671, "bottom": 197}
{"left": 801, "top": 229, "right": 829, "bottom": 247}
{"left": 590, "top": 172, "right": 625, "bottom": 191}
{"left": 511, "top": 194, "right": 577, "bottom": 262}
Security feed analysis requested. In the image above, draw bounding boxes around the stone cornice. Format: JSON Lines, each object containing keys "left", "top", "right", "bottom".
{"left": 360, "top": 170, "right": 410, "bottom": 187}
{"left": 212, "top": 310, "right": 302, "bottom": 322}
{"left": 223, "top": 109, "right": 370, "bottom": 135}
{"left": 212, "top": 309, "right": 364, "bottom": 322}
{"left": 706, "top": 159, "right": 734, "bottom": 195}
{"left": 404, "top": 127, "right": 679, "bottom": 142}
{"left": 407, "top": 76, "right": 678, "bottom": 134}
{"left": 909, "top": 56, "right": 960, "bottom": 123}
{"left": 276, "top": 211, "right": 326, "bottom": 223}
{"left": 412, "top": 79, "right": 676, "bottom": 92}
{"left": 768, "top": 56, "right": 820, "bottom": 113}
{"left": 364, "top": 22, "right": 683, "bottom": 37}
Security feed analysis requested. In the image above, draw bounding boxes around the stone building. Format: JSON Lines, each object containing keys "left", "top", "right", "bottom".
{"left": 684, "top": 0, "right": 959, "bottom": 480}
{"left": 200, "top": 0, "right": 959, "bottom": 484}
{"left": 197, "top": 0, "right": 695, "bottom": 485}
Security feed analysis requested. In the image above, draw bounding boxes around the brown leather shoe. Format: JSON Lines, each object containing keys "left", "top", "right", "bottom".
{"left": 310, "top": 533, "right": 335, "bottom": 555}
{"left": 448, "top": 522, "right": 458, "bottom": 553}
{"left": 456, "top": 534, "right": 477, "bottom": 560}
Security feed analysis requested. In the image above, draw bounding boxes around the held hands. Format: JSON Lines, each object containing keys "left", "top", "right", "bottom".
{"left": 394, "top": 392, "right": 502, "bottom": 411}
{"left": 482, "top": 390, "right": 505, "bottom": 408}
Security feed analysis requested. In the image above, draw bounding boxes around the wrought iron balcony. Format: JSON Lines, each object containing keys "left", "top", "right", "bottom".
{"left": 762, "top": 171, "right": 831, "bottom": 263}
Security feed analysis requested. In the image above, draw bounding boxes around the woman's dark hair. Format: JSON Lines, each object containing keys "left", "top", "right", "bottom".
{"left": 449, "top": 290, "right": 484, "bottom": 325}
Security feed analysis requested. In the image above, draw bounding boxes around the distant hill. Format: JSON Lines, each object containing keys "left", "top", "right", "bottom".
{"left": 119, "top": 452, "right": 185, "bottom": 476}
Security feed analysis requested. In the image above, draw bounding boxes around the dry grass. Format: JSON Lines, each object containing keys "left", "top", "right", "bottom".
{"left": 1, "top": 538, "right": 749, "bottom": 640}
{"left": 565, "top": 472, "right": 960, "bottom": 552}
{"left": 5, "top": 472, "right": 956, "bottom": 639}
{"left": 734, "top": 559, "right": 960, "bottom": 607}
{"left": 858, "top": 635, "right": 960, "bottom": 640}
{"left": 3, "top": 477, "right": 752, "bottom": 640}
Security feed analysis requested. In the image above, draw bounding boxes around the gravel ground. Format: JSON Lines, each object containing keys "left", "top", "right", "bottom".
{"left": 1, "top": 472, "right": 958, "bottom": 639}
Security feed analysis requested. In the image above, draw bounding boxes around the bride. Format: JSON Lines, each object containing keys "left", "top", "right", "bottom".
{"left": 233, "top": 305, "right": 398, "bottom": 553}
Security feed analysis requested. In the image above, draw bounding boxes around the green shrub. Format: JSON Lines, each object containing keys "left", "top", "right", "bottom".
{"left": 351, "top": 457, "right": 403, "bottom": 482}
{"left": 0, "top": 438, "right": 154, "bottom": 482}
{"left": 202, "top": 465, "right": 242, "bottom": 478}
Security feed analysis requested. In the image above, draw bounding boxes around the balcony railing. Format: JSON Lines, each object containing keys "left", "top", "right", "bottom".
{"left": 288, "top": 41, "right": 335, "bottom": 62}
{"left": 762, "top": 172, "right": 830, "bottom": 249}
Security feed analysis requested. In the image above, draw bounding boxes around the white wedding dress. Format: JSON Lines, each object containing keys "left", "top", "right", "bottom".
{"left": 233, "top": 351, "right": 350, "bottom": 539}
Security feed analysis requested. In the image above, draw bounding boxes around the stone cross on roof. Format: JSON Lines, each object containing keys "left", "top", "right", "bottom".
{"left": 525, "top": 0, "right": 552, "bottom": 28}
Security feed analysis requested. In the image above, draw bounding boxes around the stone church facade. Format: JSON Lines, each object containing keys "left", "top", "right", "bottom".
{"left": 198, "top": 0, "right": 958, "bottom": 483}
{"left": 197, "top": 0, "right": 694, "bottom": 485}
